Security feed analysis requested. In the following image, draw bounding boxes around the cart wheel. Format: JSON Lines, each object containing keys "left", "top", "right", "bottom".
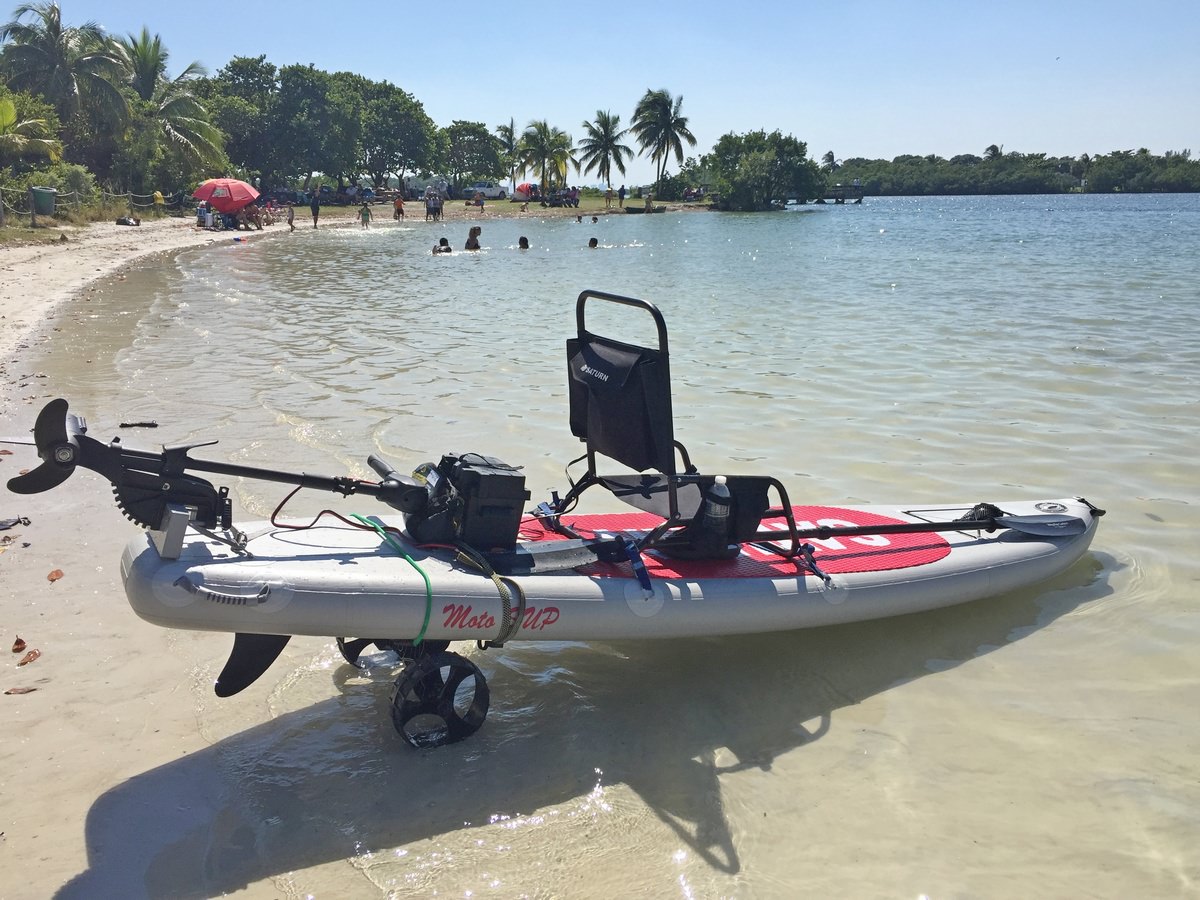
{"left": 389, "top": 651, "right": 489, "bottom": 748}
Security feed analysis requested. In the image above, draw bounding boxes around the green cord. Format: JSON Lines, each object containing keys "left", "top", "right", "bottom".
{"left": 351, "top": 514, "right": 433, "bottom": 645}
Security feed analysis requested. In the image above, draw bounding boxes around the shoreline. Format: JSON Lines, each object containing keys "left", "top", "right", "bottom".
{"left": 0, "top": 216, "right": 235, "bottom": 364}
{"left": 0, "top": 199, "right": 695, "bottom": 368}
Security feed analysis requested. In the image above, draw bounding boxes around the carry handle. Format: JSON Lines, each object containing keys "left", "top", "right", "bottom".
{"left": 575, "top": 290, "right": 669, "bottom": 354}
{"left": 368, "top": 454, "right": 400, "bottom": 482}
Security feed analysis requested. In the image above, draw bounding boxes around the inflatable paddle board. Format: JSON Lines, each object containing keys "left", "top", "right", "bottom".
{"left": 122, "top": 497, "right": 1101, "bottom": 643}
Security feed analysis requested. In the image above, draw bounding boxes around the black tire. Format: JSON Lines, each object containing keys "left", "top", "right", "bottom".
{"left": 390, "top": 651, "right": 489, "bottom": 747}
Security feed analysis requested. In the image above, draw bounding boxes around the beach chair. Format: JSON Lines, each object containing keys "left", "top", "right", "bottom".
{"left": 554, "top": 290, "right": 801, "bottom": 559}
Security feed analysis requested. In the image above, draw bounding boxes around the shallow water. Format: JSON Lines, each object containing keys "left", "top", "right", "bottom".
{"left": 15, "top": 194, "right": 1200, "bottom": 896}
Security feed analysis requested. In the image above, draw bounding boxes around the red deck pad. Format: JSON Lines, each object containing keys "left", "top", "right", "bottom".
{"left": 521, "top": 506, "right": 952, "bottom": 578}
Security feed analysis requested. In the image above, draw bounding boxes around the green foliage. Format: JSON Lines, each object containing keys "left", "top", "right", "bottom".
{"left": 494, "top": 118, "right": 519, "bottom": 189}
{"left": 360, "top": 82, "right": 436, "bottom": 187}
{"left": 703, "top": 130, "right": 820, "bottom": 210}
{"left": 519, "top": 120, "right": 576, "bottom": 190}
{"left": 631, "top": 88, "right": 696, "bottom": 191}
{"left": 1083, "top": 148, "right": 1200, "bottom": 192}
{"left": 0, "top": 85, "right": 61, "bottom": 167}
{"left": 652, "top": 170, "right": 686, "bottom": 201}
{"left": 0, "top": 159, "right": 99, "bottom": 204}
{"left": 577, "top": 109, "right": 632, "bottom": 189}
{"left": 443, "top": 119, "right": 502, "bottom": 188}
{"left": 0, "top": 1, "right": 127, "bottom": 124}
{"left": 834, "top": 148, "right": 1200, "bottom": 195}
{"left": 0, "top": 83, "right": 58, "bottom": 129}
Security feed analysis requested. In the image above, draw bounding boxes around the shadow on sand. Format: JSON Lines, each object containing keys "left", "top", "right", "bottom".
{"left": 59, "top": 555, "right": 1110, "bottom": 898}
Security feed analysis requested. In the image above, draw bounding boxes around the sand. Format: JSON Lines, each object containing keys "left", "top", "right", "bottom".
{"left": 0, "top": 216, "right": 233, "bottom": 897}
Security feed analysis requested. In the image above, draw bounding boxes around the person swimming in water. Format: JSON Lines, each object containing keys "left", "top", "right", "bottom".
{"left": 433, "top": 236, "right": 452, "bottom": 254}
{"left": 518, "top": 236, "right": 529, "bottom": 249}
{"left": 465, "top": 226, "right": 482, "bottom": 250}
{"left": 588, "top": 237, "right": 598, "bottom": 248}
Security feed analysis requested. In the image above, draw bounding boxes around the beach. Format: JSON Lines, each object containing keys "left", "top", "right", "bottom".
{"left": 1, "top": 194, "right": 1196, "bottom": 898}
{"left": 0, "top": 215, "right": 235, "bottom": 897}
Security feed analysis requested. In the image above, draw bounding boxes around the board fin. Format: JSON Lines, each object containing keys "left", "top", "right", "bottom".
{"left": 214, "top": 633, "right": 291, "bottom": 697}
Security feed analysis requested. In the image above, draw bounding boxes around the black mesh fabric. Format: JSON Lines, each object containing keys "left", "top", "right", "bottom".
{"left": 567, "top": 334, "right": 675, "bottom": 474}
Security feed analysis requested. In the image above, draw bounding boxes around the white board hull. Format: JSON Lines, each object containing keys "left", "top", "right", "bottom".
{"left": 121, "top": 498, "right": 1100, "bottom": 643}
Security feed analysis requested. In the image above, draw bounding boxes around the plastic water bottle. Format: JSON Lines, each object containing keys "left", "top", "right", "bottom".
{"left": 699, "top": 475, "right": 737, "bottom": 558}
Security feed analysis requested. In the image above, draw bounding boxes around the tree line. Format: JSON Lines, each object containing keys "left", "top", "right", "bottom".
{"left": 2, "top": 3, "right": 1195, "bottom": 218}
{"left": 2, "top": 3, "right": 792, "bottom": 209}
{"left": 822, "top": 145, "right": 1200, "bottom": 195}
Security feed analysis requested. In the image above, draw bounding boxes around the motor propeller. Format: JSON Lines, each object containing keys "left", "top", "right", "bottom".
{"left": 6, "top": 398, "right": 81, "bottom": 495}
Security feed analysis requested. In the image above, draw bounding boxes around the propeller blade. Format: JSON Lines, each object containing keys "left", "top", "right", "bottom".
{"left": 33, "top": 398, "right": 69, "bottom": 449}
{"left": 214, "top": 633, "right": 291, "bottom": 697}
{"left": 7, "top": 461, "right": 74, "bottom": 494}
{"left": 6, "top": 399, "right": 80, "bottom": 494}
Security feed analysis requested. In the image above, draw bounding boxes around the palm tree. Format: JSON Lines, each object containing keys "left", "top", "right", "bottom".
{"left": 630, "top": 88, "right": 696, "bottom": 191}
{"left": 113, "top": 28, "right": 222, "bottom": 165}
{"left": 494, "top": 117, "right": 521, "bottom": 192}
{"left": 518, "top": 119, "right": 576, "bottom": 191}
{"left": 821, "top": 150, "right": 840, "bottom": 172}
{"left": 984, "top": 144, "right": 1004, "bottom": 160}
{"left": 0, "top": 2, "right": 126, "bottom": 123}
{"left": 577, "top": 109, "right": 633, "bottom": 189}
{"left": 0, "top": 95, "right": 62, "bottom": 164}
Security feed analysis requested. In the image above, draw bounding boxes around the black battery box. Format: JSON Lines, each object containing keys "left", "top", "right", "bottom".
{"left": 405, "top": 452, "right": 529, "bottom": 550}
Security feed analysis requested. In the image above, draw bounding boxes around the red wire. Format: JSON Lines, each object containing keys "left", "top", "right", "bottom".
{"left": 269, "top": 483, "right": 406, "bottom": 539}
{"left": 267, "top": 484, "right": 456, "bottom": 553}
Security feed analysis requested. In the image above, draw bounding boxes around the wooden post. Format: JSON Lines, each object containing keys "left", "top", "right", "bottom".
{"left": 29, "top": 186, "right": 36, "bottom": 227}
{"left": 0, "top": 187, "right": 6, "bottom": 227}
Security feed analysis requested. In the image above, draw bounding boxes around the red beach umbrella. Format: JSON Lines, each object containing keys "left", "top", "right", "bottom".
{"left": 194, "top": 178, "right": 260, "bottom": 214}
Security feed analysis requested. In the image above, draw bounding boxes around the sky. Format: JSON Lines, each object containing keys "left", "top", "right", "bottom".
{"left": 13, "top": 0, "right": 1198, "bottom": 186}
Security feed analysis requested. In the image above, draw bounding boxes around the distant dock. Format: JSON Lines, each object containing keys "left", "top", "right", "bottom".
{"left": 818, "top": 183, "right": 864, "bottom": 204}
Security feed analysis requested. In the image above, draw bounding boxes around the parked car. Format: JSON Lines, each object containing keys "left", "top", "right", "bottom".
{"left": 463, "top": 181, "right": 507, "bottom": 200}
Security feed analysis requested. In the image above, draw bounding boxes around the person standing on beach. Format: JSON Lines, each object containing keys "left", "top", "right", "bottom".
{"left": 310, "top": 190, "right": 320, "bottom": 228}
{"left": 618, "top": 185, "right": 626, "bottom": 208}
{"left": 393, "top": 195, "right": 405, "bottom": 220}
{"left": 605, "top": 186, "right": 614, "bottom": 209}
{"left": 359, "top": 202, "right": 372, "bottom": 229}
{"left": 286, "top": 204, "right": 295, "bottom": 232}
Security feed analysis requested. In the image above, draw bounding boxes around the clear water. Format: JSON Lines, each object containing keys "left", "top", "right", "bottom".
{"left": 19, "top": 194, "right": 1200, "bottom": 897}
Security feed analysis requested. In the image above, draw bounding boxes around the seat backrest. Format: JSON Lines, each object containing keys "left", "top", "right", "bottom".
{"left": 567, "top": 332, "right": 676, "bottom": 475}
